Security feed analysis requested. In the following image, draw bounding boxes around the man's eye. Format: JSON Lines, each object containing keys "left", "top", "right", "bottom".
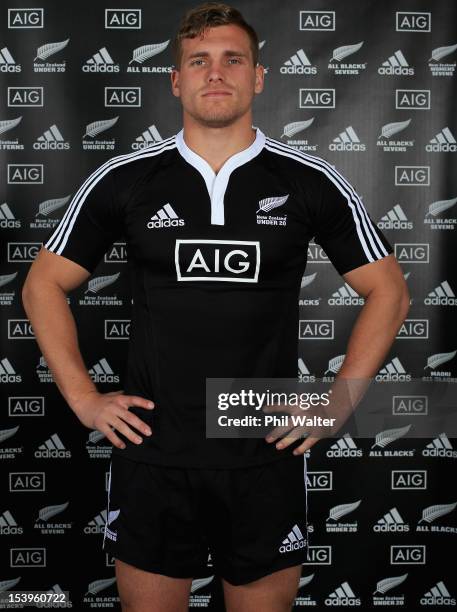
{"left": 190, "top": 59, "right": 204, "bottom": 66}
{"left": 228, "top": 58, "right": 241, "bottom": 64}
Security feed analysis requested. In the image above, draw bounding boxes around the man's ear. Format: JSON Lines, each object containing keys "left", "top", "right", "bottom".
{"left": 171, "top": 68, "right": 180, "bottom": 98}
{"left": 254, "top": 64, "right": 264, "bottom": 94}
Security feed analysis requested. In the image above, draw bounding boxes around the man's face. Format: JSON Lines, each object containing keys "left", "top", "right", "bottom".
{"left": 171, "top": 24, "right": 264, "bottom": 128}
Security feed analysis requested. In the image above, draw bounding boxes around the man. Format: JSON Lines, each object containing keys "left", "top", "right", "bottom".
{"left": 22, "top": 2, "right": 410, "bottom": 611}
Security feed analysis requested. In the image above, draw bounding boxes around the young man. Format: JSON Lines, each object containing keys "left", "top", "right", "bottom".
{"left": 22, "top": 2, "right": 409, "bottom": 611}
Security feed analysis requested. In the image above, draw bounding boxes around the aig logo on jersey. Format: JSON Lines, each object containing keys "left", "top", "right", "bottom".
{"left": 147, "top": 203, "right": 185, "bottom": 229}
{"left": 175, "top": 240, "right": 260, "bottom": 282}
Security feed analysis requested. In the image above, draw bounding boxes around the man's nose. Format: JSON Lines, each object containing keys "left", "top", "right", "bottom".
{"left": 207, "top": 61, "right": 225, "bottom": 81}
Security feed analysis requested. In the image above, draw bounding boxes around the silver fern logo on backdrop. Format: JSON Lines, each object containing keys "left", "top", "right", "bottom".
{"left": 256, "top": 194, "right": 288, "bottom": 226}
{"left": 281, "top": 119, "right": 318, "bottom": 151}
{"left": 127, "top": 41, "right": 171, "bottom": 73}
{"left": 30, "top": 195, "right": 71, "bottom": 229}
{"left": 33, "top": 39, "right": 69, "bottom": 73}
{"left": 82, "top": 116, "right": 118, "bottom": 151}
{"left": 79, "top": 273, "right": 123, "bottom": 307}
{"left": 424, "top": 197, "right": 457, "bottom": 231}
{"left": 0, "top": 116, "right": 24, "bottom": 151}
{"left": 0, "top": 272, "right": 18, "bottom": 307}
{"left": 429, "top": 43, "right": 457, "bottom": 77}
{"left": 376, "top": 118, "right": 414, "bottom": 152}
{"left": 328, "top": 41, "right": 366, "bottom": 75}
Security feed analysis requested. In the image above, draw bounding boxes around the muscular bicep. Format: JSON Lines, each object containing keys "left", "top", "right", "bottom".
{"left": 24, "top": 246, "right": 92, "bottom": 294}
{"left": 342, "top": 253, "right": 407, "bottom": 298}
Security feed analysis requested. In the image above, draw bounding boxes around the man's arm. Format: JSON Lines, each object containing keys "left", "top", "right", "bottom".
{"left": 337, "top": 252, "right": 410, "bottom": 378}
{"left": 22, "top": 247, "right": 154, "bottom": 449}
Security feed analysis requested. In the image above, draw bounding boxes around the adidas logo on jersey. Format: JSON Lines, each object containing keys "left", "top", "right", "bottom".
{"left": 0, "top": 46, "right": 21, "bottom": 72}
{"left": 374, "top": 507, "right": 409, "bottom": 532}
{"left": 34, "top": 124, "right": 70, "bottom": 151}
{"left": 329, "top": 126, "right": 366, "bottom": 151}
{"left": 279, "top": 524, "right": 307, "bottom": 553}
{"left": 82, "top": 47, "right": 119, "bottom": 72}
{"left": 147, "top": 203, "right": 185, "bottom": 229}
{"left": 424, "top": 280, "right": 455, "bottom": 305}
{"left": 0, "top": 202, "right": 21, "bottom": 228}
{"left": 378, "top": 204, "right": 413, "bottom": 230}
{"left": 426, "top": 127, "right": 457, "bottom": 152}
{"left": 423, "top": 433, "right": 457, "bottom": 458}
{"left": 280, "top": 49, "right": 316, "bottom": 74}
{"left": 378, "top": 50, "right": 414, "bottom": 75}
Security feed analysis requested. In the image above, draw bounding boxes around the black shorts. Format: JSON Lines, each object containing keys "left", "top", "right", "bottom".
{"left": 102, "top": 452, "right": 309, "bottom": 586}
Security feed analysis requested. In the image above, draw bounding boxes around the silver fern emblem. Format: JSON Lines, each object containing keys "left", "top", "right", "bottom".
{"left": 331, "top": 41, "right": 364, "bottom": 62}
{"left": 419, "top": 502, "right": 457, "bottom": 523}
{"left": 0, "top": 116, "right": 22, "bottom": 136}
{"left": 371, "top": 424, "right": 412, "bottom": 449}
{"left": 298, "top": 574, "right": 315, "bottom": 589}
{"left": 190, "top": 576, "right": 214, "bottom": 593}
{"left": 258, "top": 40, "right": 266, "bottom": 50}
{"left": 37, "top": 502, "right": 69, "bottom": 522}
{"left": 429, "top": 43, "right": 457, "bottom": 61}
{"left": 85, "top": 272, "right": 121, "bottom": 294}
{"left": 425, "top": 197, "right": 457, "bottom": 217}
{"left": 88, "top": 429, "right": 106, "bottom": 444}
{"left": 34, "top": 39, "right": 70, "bottom": 61}
{"left": 374, "top": 574, "right": 408, "bottom": 595}
{"left": 0, "top": 271, "right": 18, "bottom": 288}
{"left": 282, "top": 119, "right": 315, "bottom": 138}
{"left": 424, "top": 350, "right": 457, "bottom": 370}
{"left": 325, "top": 355, "right": 345, "bottom": 374}
{"left": 0, "top": 577, "right": 21, "bottom": 592}
{"left": 36, "top": 195, "right": 71, "bottom": 217}
{"left": 83, "top": 116, "right": 119, "bottom": 138}
{"left": 0, "top": 426, "right": 19, "bottom": 444}
{"left": 327, "top": 500, "right": 361, "bottom": 521}
{"left": 129, "top": 41, "right": 169, "bottom": 64}
{"left": 107, "top": 509, "right": 120, "bottom": 525}
{"left": 378, "top": 119, "right": 411, "bottom": 139}
{"left": 257, "top": 194, "right": 289, "bottom": 213}
{"left": 301, "top": 272, "right": 317, "bottom": 289}
{"left": 86, "top": 577, "right": 117, "bottom": 595}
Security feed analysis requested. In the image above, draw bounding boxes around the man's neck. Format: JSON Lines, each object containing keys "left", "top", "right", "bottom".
{"left": 181, "top": 119, "right": 257, "bottom": 174}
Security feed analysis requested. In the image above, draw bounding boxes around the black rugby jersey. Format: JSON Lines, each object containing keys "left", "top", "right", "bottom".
{"left": 43, "top": 127, "right": 394, "bottom": 468}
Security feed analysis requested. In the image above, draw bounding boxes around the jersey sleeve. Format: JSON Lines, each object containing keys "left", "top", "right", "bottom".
{"left": 312, "top": 165, "right": 394, "bottom": 276}
{"left": 42, "top": 163, "right": 124, "bottom": 273}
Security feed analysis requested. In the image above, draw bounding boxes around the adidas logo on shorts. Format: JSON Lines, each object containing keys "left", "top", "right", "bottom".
{"left": 279, "top": 523, "right": 307, "bottom": 554}
{"left": 147, "top": 203, "right": 185, "bottom": 229}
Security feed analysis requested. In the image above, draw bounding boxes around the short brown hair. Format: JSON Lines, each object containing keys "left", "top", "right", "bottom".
{"left": 171, "top": 2, "right": 259, "bottom": 69}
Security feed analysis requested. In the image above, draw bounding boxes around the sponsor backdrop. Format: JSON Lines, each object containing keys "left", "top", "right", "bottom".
{"left": 1, "top": 0, "right": 456, "bottom": 609}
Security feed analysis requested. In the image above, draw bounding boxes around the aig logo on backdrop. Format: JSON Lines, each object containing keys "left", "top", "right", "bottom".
{"left": 395, "top": 166, "right": 430, "bottom": 186}
{"left": 105, "top": 87, "right": 141, "bottom": 107}
{"left": 105, "top": 9, "right": 142, "bottom": 29}
{"left": 175, "top": 240, "right": 260, "bottom": 282}
{"left": 8, "top": 8, "right": 44, "bottom": 28}
{"left": 396, "top": 12, "right": 431, "bottom": 32}
{"left": 395, "top": 89, "right": 430, "bottom": 110}
{"left": 8, "top": 87, "right": 43, "bottom": 107}
{"left": 299, "top": 89, "right": 335, "bottom": 109}
{"left": 299, "top": 11, "right": 335, "bottom": 31}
